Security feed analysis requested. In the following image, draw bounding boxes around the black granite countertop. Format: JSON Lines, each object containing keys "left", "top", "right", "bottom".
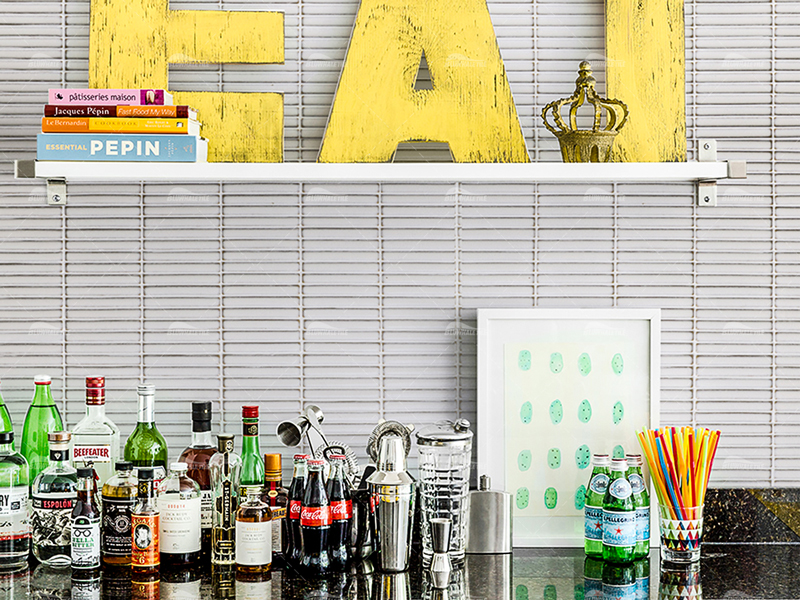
{"left": 1, "top": 545, "right": 798, "bottom": 600}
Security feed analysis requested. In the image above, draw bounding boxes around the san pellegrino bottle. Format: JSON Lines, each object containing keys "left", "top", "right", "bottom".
{"left": 0, "top": 431, "right": 29, "bottom": 568}
{"left": 31, "top": 431, "right": 77, "bottom": 566}
{"left": 22, "top": 375, "right": 64, "bottom": 483}
{"left": 124, "top": 384, "right": 168, "bottom": 482}
{"left": 626, "top": 454, "right": 650, "bottom": 559}
{"left": 240, "top": 406, "right": 264, "bottom": 488}
{"left": 584, "top": 453, "right": 610, "bottom": 557}
{"left": 0, "top": 380, "right": 13, "bottom": 437}
{"left": 71, "top": 376, "right": 121, "bottom": 488}
{"left": 131, "top": 467, "right": 159, "bottom": 576}
{"left": 71, "top": 467, "right": 101, "bottom": 577}
{"left": 158, "top": 461, "right": 202, "bottom": 567}
{"left": 209, "top": 434, "right": 241, "bottom": 565}
{"left": 101, "top": 460, "right": 137, "bottom": 565}
{"left": 602, "top": 457, "right": 636, "bottom": 564}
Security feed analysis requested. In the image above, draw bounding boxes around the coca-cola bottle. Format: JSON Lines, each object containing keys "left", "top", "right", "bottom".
{"left": 285, "top": 454, "right": 308, "bottom": 566}
{"left": 325, "top": 454, "right": 352, "bottom": 572}
{"left": 299, "top": 459, "right": 331, "bottom": 577}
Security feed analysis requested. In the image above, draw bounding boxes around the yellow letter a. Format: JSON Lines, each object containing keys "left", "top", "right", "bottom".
{"left": 318, "top": 0, "right": 529, "bottom": 163}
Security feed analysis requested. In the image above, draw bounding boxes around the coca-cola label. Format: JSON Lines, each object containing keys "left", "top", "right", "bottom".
{"left": 289, "top": 500, "right": 301, "bottom": 520}
{"left": 73, "top": 445, "right": 111, "bottom": 462}
{"left": 300, "top": 505, "right": 331, "bottom": 527}
{"left": 330, "top": 500, "right": 352, "bottom": 521}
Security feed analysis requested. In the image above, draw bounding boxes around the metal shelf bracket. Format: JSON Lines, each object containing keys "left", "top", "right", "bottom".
{"left": 46, "top": 179, "right": 67, "bottom": 205}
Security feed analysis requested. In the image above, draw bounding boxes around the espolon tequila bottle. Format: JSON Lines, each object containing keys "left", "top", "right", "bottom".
{"left": 210, "top": 434, "right": 241, "bottom": 565}
{"left": 71, "top": 376, "right": 121, "bottom": 488}
{"left": 31, "top": 431, "right": 78, "bottom": 567}
{"left": 0, "top": 432, "right": 30, "bottom": 569}
{"left": 22, "top": 375, "right": 64, "bottom": 483}
{"left": 124, "top": 384, "right": 168, "bottom": 482}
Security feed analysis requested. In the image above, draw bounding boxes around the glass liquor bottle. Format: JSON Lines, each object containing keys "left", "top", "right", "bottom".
{"left": 101, "top": 461, "right": 137, "bottom": 566}
{"left": 178, "top": 400, "right": 217, "bottom": 558}
{"left": 31, "top": 431, "right": 78, "bottom": 566}
{"left": 0, "top": 432, "right": 30, "bottom": 569}
{"left": 158, "top": 461, "right": 202, "bottom": 567}
{"left": 72, "top": 377, "right": 121, "bottom": 488}
{"left": 262, "top": 453, "right": 288, "bottom": 568}
{"left": 584, "top": 453, "right": 610, "bottom": 557}
{"left": 210, "top": 434, "right": 241, "bottom": 565}
{"left": 124, "top": 384, "right": 168, "bottom": 482}
{"left": 0, "top": 380, "right": 13, "bottom": 436}
{"left": 235, "top": 484, "right": 272, "bottom": 576}
{"left": 22, "top": 375, "right": 64, "bottom": 483}
{"left": 626, "top": 454, "right": 650, "bottom": 559}
{"left": 131, "top": 467, "right": 160, "bottom": 576}
{"left": 602, "top": 457, "right": 636, "bottom": 564}
{"left": 240, "top": 406, "right": 264, "bottom": 489}
{"left": 71, "top": 467, "right": 101, "bottom": 578}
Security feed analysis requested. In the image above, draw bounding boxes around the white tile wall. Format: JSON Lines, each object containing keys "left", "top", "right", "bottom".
{"left": 0, "top": 0, "right": 790, "bottom": 486}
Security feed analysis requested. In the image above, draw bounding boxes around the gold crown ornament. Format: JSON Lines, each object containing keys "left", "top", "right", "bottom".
{"left": 542, "top": 61, "right": 629, "bottom": 163}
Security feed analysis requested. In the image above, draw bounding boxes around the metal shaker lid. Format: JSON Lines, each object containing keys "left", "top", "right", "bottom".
{"left": 416, "top": 419, "right": 473, "bottom": 445}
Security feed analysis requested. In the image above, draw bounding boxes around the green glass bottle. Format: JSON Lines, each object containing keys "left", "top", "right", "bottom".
{"left": 602, "top": 561, "right": 636, "bottom": 600}
{"left": 626, "top": 454, "right": 650, "bottom": 559}
{"left": 240, "top": 406, "right": 263, "bottom": 489}
{"left": 0, "top": 380, "right": 13, "bottom": 437}
{"left": 124, "top": 384, "right": 169, "bottom": 482}
{"left": 21, "top": 374, "right": 64, "bottom": 483}
{"left": 602, "top": 457, "right": 636, "bottom": 564}
{"left": 583, "top": 556, "right": 604, "bottom": 600}
{"left": 584, "top": 453, "right": 610, "bottom": 557}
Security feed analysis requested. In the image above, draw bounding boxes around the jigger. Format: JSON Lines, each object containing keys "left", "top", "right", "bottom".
{"left": 276, "top": 405, "right": 328, "bottom": 447}
{"left": 429, "top": 518, "right": 453, "bottom": 588}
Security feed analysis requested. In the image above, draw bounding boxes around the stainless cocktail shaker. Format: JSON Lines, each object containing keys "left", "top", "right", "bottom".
{"left": 367, "top": 433, "right": 416, "bottom": 572}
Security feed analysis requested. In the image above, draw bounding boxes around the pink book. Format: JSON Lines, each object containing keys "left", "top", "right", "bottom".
{"left": 48, "top": 89, "right": 173, "bottom": 106}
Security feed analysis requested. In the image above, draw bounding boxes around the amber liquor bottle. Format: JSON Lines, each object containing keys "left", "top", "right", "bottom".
{"left": 235, "top": 485, "right": 272, "bottom": 576}
{"left": 131, "top": 468, "right": 160, "bottom": 576}
{"left": 178, "top": 401, "right": 217, "bottom": 559}
{"left": 262, "top": 453, "right": 288, "bottom": 568}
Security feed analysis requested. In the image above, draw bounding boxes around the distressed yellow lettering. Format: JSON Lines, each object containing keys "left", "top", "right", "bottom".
{"left": 318, "top": 0, "right": 529, "bottom": 163}
{"left": 89, "top": 0, "right": 284, "bottom": 162}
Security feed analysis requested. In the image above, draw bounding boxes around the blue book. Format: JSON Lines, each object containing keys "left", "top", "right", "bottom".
{"left": 37, "top": 133, "right": 207, "bottom": 162}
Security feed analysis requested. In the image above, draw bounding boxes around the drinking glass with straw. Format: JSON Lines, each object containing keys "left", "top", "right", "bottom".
{"left": 637, "top": 427, "right": 720, "bottom": 564}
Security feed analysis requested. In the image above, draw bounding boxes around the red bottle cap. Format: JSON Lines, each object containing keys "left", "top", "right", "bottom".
{"left": 34, "top": 374, "right": 51, "bottom": 385}
{"left": 308, "top": 459, "right": 325, "bottom": 466}
{"left": 329, "top": 454, "right": 346, "bottom": 460}
{"left": 293, "top": 454, "right": 310, "bottom": 461}
{"left": 242, "top": 405, "right": 259, "bottom": 418}
{"left": 85, "top": 376, "right": 105, "bottom": 405}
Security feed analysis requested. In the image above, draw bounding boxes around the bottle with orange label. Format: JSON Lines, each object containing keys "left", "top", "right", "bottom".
{"left": 262, "top": 453, "right": 288, "bottom": 568}
{"left": 131, "top": 467, "right": 159, "bottom": 576}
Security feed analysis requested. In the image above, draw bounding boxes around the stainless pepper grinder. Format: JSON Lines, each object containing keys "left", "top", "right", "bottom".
{"left": 429, "top": 518, "right": 453, "bottom": 588}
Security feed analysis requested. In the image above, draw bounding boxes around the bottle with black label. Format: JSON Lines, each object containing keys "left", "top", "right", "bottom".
{"left": 71, "top": 467, "right": 101, "bottom": 578}
{"left": 0, "top": 431, "right": 29, "bottom": 569}
{"left": 101, "top": 461, "right": 137, "bottom": 565}
{"left": 31, "top": 431, "right": 78, "bottom": 567}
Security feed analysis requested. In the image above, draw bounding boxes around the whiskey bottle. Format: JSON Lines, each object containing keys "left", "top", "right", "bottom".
{"left": 209, "top": 434, "right": 241, "bottom": 565}
{"left": 124, "top": 384, "right": 168, "bottom": 482}
{"left": 178, "top": 401, "right": 217, "bottom": 558}
{"left": 71, "top": 376, "right": 121, "bottom": 488}
{"left": 157, "top": 462, "right": 201, "bottom": 567}
{"left": 235, "top": 485, "right": 272, "bottom": 576}
{"left": 0, "top": 431, "right": 29, "bottom": 569}
{"left": 262, "top": 453, "right": 288, "bottom": 568}
{"left": 71, "top": 467, "right": 101, "bottom": 578}
{"left": 131, "top": 468, "right": 160, "bottom": 576}
{"left": 31, "top": 431, "right": 77, "bottom": 567}
{"left": 240, "top": 406, "right": 263, "bottom": 489}
{"left": 21, "top": 375, "right": 64, "bottom": 483}
{"left": 101, "top": 461, "right": 137, "bottom": 566}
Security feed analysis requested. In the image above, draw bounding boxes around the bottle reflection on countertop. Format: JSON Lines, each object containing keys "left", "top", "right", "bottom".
{"left": 374, "top": 571, "right": 410, "bottom": 600}
{"left": 131, "top": 574, "right": 160, "bottom": 600}
{"left": 103, "top": 565, "right": 134, "bottom": 600}
{"left": 634, "top": 558, "right": 649, "bottom": 600}
{"left": 31, "top": 563, "right": 71, "bottom": 600}
{"left": 602, "top": 561, "right": 636, "bottom": 600}
{"left": 0, "top": 565, "right": 30, "bottom": 600}
{"left": 235, "top": 569, "right": 272, "bottom": 600}
{"left": 212, "top": 564, "right": 236, "bottom": 600}
{"left": 659, "top": 564, "right": 702, "bottom": 600}
{"left": 584, "top": 556, "right": 604, "bottom": 600}
{"left": 465, "top": 553, "right": 511, "bottom": 600}
{"left": 161, "top": 564, "right": 201, "bottom": 600}
{"left": 71, "top": 575, "right": 101, "bottom": 600}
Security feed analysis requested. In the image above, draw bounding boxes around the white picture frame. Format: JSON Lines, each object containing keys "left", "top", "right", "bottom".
{"left": 477, "top": 308, "right": 660, "bottom": 548}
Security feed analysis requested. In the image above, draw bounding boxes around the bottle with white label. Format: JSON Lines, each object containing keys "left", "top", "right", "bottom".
{"left": 602, "top": 457, "right": 636, "bottom": 564}
{"left": 71, "top": 467, "right": 101, "bottom": 578}
{"left": 626, "top": 454, "right": 650, "bottom": 560}
{"left": 235, "top": 485, "right": 272, "bottom": 575}
{"left": 71, "top": 376, "right": 121, "bottom": 488}
{"left": 584, "top": 453, "right": 610, "bottom": 557}
{"left": 158, "top": 462, "right": 202, "bottom": 567}
{"left": 0, "top": 431, "right": 30, "bottom": 569}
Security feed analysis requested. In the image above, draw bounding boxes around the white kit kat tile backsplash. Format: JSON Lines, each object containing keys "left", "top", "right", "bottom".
{"left": 0, "top": 0, "right": 794, "bottom": 486}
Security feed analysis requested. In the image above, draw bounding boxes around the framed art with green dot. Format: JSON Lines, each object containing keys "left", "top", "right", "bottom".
{"left": 477, "top": 309, "right": 660, "bottom": 547}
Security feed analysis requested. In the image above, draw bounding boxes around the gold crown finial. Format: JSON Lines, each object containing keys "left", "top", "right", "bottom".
{"left": 542, "top": 61, "right": 629, "bottom": 163}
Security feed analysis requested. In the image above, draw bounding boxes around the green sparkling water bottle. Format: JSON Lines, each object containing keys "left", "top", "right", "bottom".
{"left": 602, "top": 457, "right": 636, "bottom": 564}
{"left": 21, "top": 375, "right": 64, "bottom": 483}
{"left": 626, "top": 454, "right": 650, "bottom": 559}
{"left": 584, "top": 454, "right": 610, "bottom": 557}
